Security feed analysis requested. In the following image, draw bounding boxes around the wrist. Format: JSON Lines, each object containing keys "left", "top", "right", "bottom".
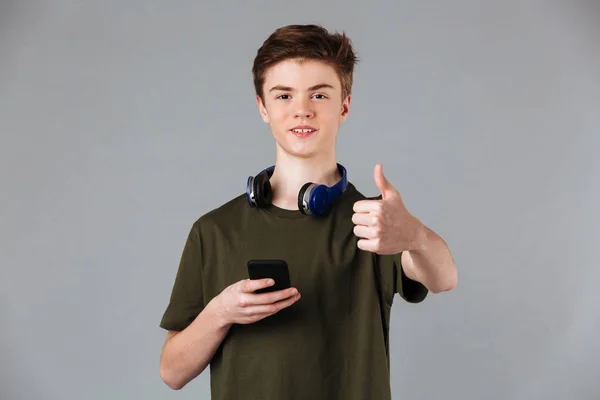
{"left": 409, "top": 216, "right": 428, "bottom": 253}
{"left": 207, "top": 296, "right": 232, "bottom": 330}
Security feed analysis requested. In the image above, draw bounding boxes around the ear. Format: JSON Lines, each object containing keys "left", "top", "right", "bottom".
{"left": 256, "top": 95, "right": 269, "bottom": 124}
{"left": 340, "top": 94, "right": 352, "bottom": 122}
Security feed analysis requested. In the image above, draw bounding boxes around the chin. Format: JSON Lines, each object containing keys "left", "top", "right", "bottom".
{"left": 272, "top": 129, "right": 336, "bottom": 159}
{"left": 282, "top": 146, "right": 320, "bottom": 159}
{"left": 273, "top": 140, "right": 317, "bottom": 159}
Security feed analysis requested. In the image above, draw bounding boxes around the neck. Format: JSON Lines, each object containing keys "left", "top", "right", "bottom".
{"left": 269, "top": 148, "right": 342, "bottom": 210}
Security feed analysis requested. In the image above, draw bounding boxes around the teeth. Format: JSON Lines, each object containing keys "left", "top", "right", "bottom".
{"left": 293, "top": 129, "right": 314, "bottom": 133}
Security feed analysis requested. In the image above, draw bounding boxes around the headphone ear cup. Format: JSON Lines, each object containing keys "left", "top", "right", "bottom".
{"left": 246, "top": 176, "right": 255, "bottom": 207}
{"left": 254, "top": 172, "right": 273, "bottom": 208}
{"left": 297, "top": 182, "right": 314, "bottom": 215}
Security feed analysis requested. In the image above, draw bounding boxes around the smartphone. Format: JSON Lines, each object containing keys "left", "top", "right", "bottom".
{"left": 247, "top": 259, "right": 292, "bottom": 293}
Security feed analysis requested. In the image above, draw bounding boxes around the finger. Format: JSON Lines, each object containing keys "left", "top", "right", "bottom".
{"left": 244, "top": 292, "right": 302, "bottom": 316}
{"left": 247, "top": 287, "right": 299, "bottom": 305}
{"left": 353, "top": 200, "right": 381, "bottom": 213}
{"left": 353, "top": 225, "right": 378, "bottom": 239}
{"left": 374, "top": 163, "right": 399, "bottom": 200}
{"left": 357, "top": 238, "right": 379, "bottom": 252}
{"left": 374, "top": 164, "right": 390, "bottom": 195}
{"left": 352, "top": 212, "right": 377, "bottom": 226}
{"left": 241, "top": 278, "right": 274, "bottom": 293}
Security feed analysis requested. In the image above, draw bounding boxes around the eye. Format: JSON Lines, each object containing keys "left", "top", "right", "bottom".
{"left": 313, "top": 93, "right": 327, "bottom": 99}
{"left": 276, "top": 94, "right": 291, "bottom": 100}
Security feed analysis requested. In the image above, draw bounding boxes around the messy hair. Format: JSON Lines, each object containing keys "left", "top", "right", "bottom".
{"left": 252, "top": 24, "right": 359, "bottom": 102}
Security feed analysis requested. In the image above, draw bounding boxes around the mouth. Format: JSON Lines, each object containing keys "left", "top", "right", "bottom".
{"left": 289, "top": 127, "right": 318, "bottom": 138}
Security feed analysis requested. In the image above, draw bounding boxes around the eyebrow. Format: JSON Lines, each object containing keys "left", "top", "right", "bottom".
{"left": 268, "top": 83, "right": 335, "bottom": 93}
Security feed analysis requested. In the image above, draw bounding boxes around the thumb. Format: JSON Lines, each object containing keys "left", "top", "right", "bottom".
{"left": 374, "top": 163, "right": 394, "bottom": 199}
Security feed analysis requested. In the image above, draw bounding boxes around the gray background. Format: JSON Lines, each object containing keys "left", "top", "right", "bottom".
{"left": 1, "top": 1, "right": 598, "bottom": 399}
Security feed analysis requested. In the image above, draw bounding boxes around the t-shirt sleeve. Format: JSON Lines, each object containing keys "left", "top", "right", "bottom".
{"left": 160, "top": 223, "right": 205, "bottom": 331}
{"left": 376, "top": 251, "right": 428, "bottom": 304}
{"left": 394, "top": 251, "right": 428, "bottom": 303}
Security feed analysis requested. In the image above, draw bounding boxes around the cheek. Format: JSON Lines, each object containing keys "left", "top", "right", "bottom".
{"left": 321, "top": 102, "right": 343, "bottom": 116}
{"left": 320, "top": 108, "right": 343, "bottom": 125}
{"left": 270, "top": 106, "right": 290, "bottom": 124}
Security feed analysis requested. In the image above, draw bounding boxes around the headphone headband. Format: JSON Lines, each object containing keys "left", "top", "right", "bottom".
{"left": 246, "top": 163, "right": 348, "bottom": 216}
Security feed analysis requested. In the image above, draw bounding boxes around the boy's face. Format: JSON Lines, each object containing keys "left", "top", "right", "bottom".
{"left": 256, "top": 58, "right": 351, "bottom": 159}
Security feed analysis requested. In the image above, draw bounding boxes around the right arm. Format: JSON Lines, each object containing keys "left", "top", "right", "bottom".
{"left": 159, "top": 298, "right": 231, "bottom": 390}
{"left": 159, "top": 278, "right": 301, "bottom": 390}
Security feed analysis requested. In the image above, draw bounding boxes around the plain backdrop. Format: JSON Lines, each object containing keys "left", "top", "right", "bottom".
{"left": 1, "top": 1, "right": 599, "bottom": 399}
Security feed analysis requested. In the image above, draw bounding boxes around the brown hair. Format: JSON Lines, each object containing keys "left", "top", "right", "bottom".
{"left": 252, "top": 24, "right": 359, "bottom": 102}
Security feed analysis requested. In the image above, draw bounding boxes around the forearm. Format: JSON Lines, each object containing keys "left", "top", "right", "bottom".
{"left": 402, "top": 224, "right": 457, "bottom": 293}
{"left": 159, "top": 299, "right": 232, "bottom": 390}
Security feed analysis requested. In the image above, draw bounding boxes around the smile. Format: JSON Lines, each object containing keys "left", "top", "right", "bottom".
{"left": 292, "top": 129, "right": 316, "bottom": 133}
{"left": 290, "top": 128, "right": 318, "bottom": 138}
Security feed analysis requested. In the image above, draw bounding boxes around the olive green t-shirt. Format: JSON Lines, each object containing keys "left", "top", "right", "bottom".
{"left": 160, "top": 182, "right": 428, "bottom": 399}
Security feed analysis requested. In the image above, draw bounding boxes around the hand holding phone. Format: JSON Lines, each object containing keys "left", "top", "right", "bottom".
{"left": 211, "top": 260, "right": 300, "bottom": 326}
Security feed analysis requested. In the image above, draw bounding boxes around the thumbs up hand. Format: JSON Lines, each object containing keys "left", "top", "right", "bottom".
{"left": 352, "top": 164, "right": 425, "bottom": 254}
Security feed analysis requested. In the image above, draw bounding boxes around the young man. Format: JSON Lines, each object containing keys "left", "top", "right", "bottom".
{"left": 159, "top": 24, "right": 457, "bottom": 399}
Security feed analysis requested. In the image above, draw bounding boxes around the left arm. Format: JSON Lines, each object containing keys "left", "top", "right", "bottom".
{"left": 401, "top": 219, "right": 457, "bottom": 293}
{"left": 353, "top": 164, "right": 457, "bottom": 294}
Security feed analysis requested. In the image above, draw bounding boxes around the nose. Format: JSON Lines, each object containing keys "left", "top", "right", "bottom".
{"left": 294, "top": 97, "right": 315, "bottom": 118}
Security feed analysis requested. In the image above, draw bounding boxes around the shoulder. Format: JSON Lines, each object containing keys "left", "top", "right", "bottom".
{"left": 344, "top": 182, "right": 381, "bottom": 201}
{"left": 189, "top": 193, "right": 249, "bottom": 236}
{"left": 337, "top": 182, "right": 381, "bottom": 211}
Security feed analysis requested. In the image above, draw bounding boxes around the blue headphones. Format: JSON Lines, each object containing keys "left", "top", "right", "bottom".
{"left": 246, "top": 163, "right": 348, "bottom": 216}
